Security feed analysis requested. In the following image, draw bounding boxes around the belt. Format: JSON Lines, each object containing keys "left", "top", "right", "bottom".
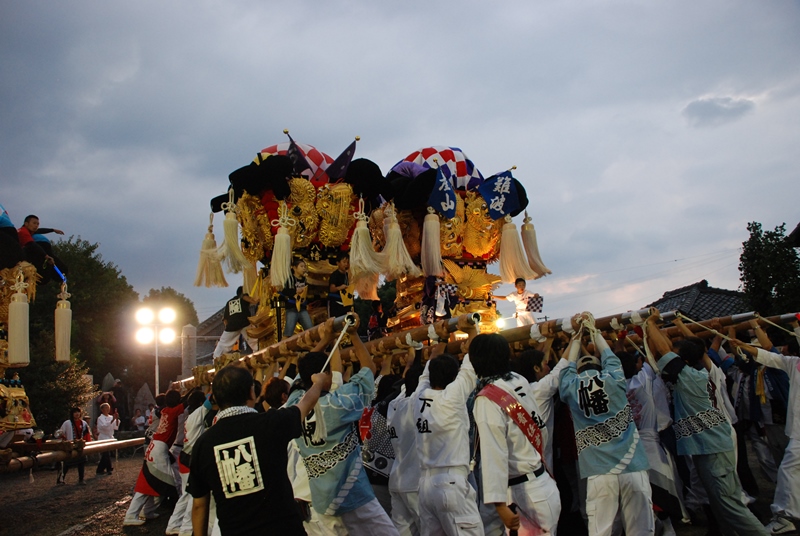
{"left": 508, "top": 465, "right": 545, "bottom": 486}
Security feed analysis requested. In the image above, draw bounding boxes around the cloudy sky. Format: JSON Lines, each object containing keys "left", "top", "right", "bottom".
{"left": 2, "top": 1, "right": 798, "bottom": 326}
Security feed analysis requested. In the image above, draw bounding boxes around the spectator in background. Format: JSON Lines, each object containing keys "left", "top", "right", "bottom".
{"left": 131, "top": 408, "right": 146, "bottom": 432}
{"left": 112, "top": 379, "right": 130, "bottom": 431}
{"left": 56, "top": 407, "right": 92, "bottom": 485}
{"left": 96, "top": 403, "right": 120, "bottom": 475}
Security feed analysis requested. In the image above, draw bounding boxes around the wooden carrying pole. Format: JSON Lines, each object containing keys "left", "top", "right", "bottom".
{"left": 0, "top": 437, "right": 145, "bottom": 474}
{"left": 178, "top": 312, "right": 481, "bottom": 387}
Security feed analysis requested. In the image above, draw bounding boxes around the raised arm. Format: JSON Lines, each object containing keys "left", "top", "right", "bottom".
{"left": 294, "top": 373, "right": 333, "bottom": 420}
{"left": 643, "top": 311, "right": 671, "bottom": 370}
{"left": 749, "top": 319, "right": 774, "bottom": 351}
{"left": 348, "top": 315, "right": 375, "bottom": 374}
{"left": 672, "top": 317, "right": 694, "bottom": 339}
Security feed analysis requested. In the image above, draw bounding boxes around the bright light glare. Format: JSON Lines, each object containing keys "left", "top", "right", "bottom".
{"left": 135, "top": 308, "right": 154, "bottom": 325}
{"left": 158, "top": 308, "right": 176, "bottom": 324}
{"left": 136, "top": 327, "right": 154, "bottom": 344}
{"left": 159, "top": 328, "right": 176, "bottom": 344}
{"left": 495, "top": 318, "right": 506, "bottom": 329}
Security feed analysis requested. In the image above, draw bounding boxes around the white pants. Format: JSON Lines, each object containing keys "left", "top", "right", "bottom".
{"left": 509, "top": 471, "right": 562, "bottom": 535}
{"left": 124, "top": 492, "right": 158, "bottom": 521}
{"left": 339, "top": 497, "right": 400, "bottom": 536}
{"left": 213, "top": 328, "right": 258, "bottom": 357}
{"left": 166, "top": 471, "right": 190, "bottom": 532}
{"left": 419, "top": 468, "right": 483, "bottom": 536}
{"left": 391, "top": 490, "right": 421, "bottom": 536}
{"left": 772, "top": 437, "right": 800, "bottom": 519}
{"left": 304, "top": 508, "right": 348, "bottom": 536}
{"left": 585, "top": 471, "right": 654, "bottom": 536}
{"left": 516, "top": 312, "right": 535, "bottom": 327}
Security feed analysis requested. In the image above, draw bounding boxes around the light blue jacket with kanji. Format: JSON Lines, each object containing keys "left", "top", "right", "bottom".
{"left": 560, "top": 348, "right": 649, "bottom": 478}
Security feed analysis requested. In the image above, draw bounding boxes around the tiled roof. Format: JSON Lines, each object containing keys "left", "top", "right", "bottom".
{"left": 645, "top": 280, "right": 748, "bottom": 321}
{"left": 789, "top": 222, "right": 800, "bottom": 248}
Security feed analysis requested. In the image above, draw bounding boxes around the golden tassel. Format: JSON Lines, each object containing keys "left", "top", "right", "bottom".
{"left": 194, "top": 213, "right": 228, "bottom": 288}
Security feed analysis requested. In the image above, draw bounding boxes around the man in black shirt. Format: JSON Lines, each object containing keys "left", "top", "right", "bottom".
{"left": 212, "top": 287, "right": 259, "bottom": 358}
{"left": 328, "top": 252, "right": 353, "bottom": 319}
{"left": 188, "top": 364, "right": 331, "bottom": 535}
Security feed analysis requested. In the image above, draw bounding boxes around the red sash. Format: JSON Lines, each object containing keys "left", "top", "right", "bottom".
{"left": 477, "top": 383, "right": 547, "bottom": 472}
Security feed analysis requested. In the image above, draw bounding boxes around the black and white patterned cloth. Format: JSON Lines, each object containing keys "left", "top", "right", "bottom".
{"left": 526, "top": 295, "right": 544, "bottom": 312}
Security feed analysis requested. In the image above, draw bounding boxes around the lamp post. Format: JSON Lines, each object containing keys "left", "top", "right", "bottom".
{"left": 135, "top": 307, "right": 176, "bottom": 395}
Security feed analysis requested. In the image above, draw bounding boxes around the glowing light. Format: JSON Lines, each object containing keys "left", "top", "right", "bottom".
{"left": 495, "top": 318, "right": 506, "bottom": 329}
{"left": 135, "top": 308, "right": 154, "bottom": 325}
{"left": 136, "top": 327, "right": 154, "bottom": 344}
{"left": 159, "top": 328, "right": 176, "bottom": 344}
{"left": 158, "top": 308, "right": 176, "bottom": 324}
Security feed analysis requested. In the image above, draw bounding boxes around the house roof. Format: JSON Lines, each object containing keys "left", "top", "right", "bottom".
{"left": 645, "top": 279, "right": 748, "bottom": 321}
{"left": 788, "top": 222, "right": 800, "bottom": 248}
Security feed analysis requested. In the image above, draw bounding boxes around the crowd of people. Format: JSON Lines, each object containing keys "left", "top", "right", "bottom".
{"left": 109, "top": 309, "right": 800, "bottom": 536}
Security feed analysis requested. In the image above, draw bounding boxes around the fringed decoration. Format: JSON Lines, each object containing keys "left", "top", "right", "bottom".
{"left": 355, "top": 272, "right": 380, "bottom": 301}
{"left": 270, "top": 201, "right": 295, "bottom": 289}
{"left": 421, "top": 207, "right": 444, "bottom": 277}
{"left": 383, "top": 204, "right": 421, "bottom": 280}
{"left": 194, "top": 213, "right": 228, "bottom": 288}
{"left": 499, "top": 215, "right": 538, "bottom": 283}
{"left": 221, "top": 192, "right": 249, "bottom": 274}
{"left": 55, "top": 282, "right": 71, "bottom": 363}
{"left": 8, "top": 270, "right": 29, "bottom": 366}
{"left": 521, "top": 212, "right": 552, "bottom": 277}
{"left": 350, "top": 198, "right": 386, "bottom": 287}
{"left": 243, "top": 262, "right": 257, "bottom": 296}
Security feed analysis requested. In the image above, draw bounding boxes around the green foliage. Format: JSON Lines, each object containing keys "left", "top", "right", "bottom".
{"left": 143, "top": 286, "right": 199, "bottom": 327}
{"left": 17, "top": 237, "right": 139, "bottom": 432}
{"left": 739, "top": 222, "right": 800, "bottom": 315}
{"left": 21, "top": 331, "right": 98, "bottom": 435}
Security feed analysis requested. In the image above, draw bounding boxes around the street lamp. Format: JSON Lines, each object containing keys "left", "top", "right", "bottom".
{"left": 135, "top": 307, "right": 176, "bottom": 395}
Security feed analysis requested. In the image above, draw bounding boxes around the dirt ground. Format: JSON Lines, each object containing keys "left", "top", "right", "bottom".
{"left": 0, "top": 444, "right": 777, "bottom": 535}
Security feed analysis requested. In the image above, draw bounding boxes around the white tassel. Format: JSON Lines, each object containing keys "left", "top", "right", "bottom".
{"left": 55, "top": 283, "right": 71, "bottom": 363}
{"left": 383, "top": 206, "right": 421, "bottom": 280}
{"left": 270, "top": 202, "right": 294, "bottom": 289}
{"left": 8, "top": 273, "right": 29, "bottom": 366}
{"left": 421, "top": 208, "right": 443, "bottom": 277}
{"left": 500, "top": 216, "right": 539, "bottom": 283}
{"left": 521, "top": 212, "right": 552, "bottom": 277}
{"left": 350, "top": 199, "right": 386, "bottom": 284}
{"left": 222, "top": 210, "right": 248, "bottom": 273}
{"left": 194, "top": 213, "right": 228, "bottom": 288}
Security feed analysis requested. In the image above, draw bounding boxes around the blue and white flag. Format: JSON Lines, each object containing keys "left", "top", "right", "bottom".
{"left": 427, "top": 166, "right": 457, "bottom": 219}
{"left": 478, "top": 171, "right": 519, "bottom": 220}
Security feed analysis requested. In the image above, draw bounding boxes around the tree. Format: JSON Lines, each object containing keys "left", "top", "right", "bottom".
{"left": 739, "top": 222, "right": 800, "bottom": 315}
{"left": 142, "top": 286, "right": 199, "bottom": 327}
{"left": 16, "top": 237, "right": 140, "bottom": 432}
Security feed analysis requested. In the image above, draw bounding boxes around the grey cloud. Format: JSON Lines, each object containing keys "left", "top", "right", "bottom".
{"left": 683, "top": 96, "right": 756, "bottom": 127}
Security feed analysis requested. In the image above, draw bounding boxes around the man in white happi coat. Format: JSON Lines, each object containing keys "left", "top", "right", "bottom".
{"left": 470, "top": 333, "right": 562, "bottom": 535}
{"left": 732, "top": 335, "right": 800, "bottom": 535}
{"left": 413, "top": 329, "right": 483, "bottom": 535}
{"left": 387, "top": 359, "right": 426, "bottom": 536}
